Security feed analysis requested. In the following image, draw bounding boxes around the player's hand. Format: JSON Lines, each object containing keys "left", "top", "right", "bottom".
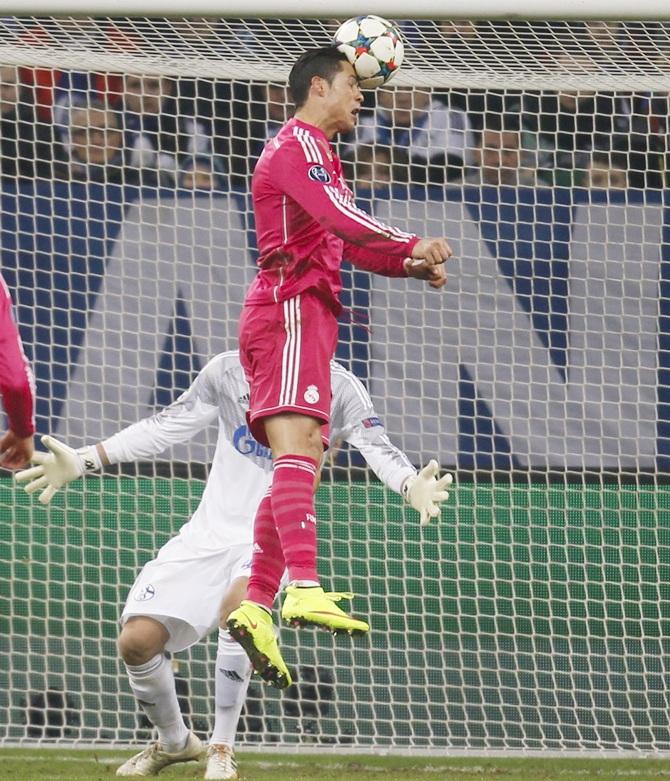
{"left": 402, "top": 460, "right": 453, "bottom": 526}
{"left": 0, "top": 431, "right": 34, "bottom": 470}
{"left": 410, "top": 238, "right": 453, "bottom": 266}
{"left": 15, "top": 435, "right": 102, "bottom": 504}
{"left": 404, "top": 258, "right": 448, "bottom": 289}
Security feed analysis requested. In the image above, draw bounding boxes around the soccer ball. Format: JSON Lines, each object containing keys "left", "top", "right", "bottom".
{"left": 333, "top": 15, "right": 404, "bottom": 89}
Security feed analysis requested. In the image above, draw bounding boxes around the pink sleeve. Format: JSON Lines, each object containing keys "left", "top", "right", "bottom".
{"left": 343, "top": 242, "right": 409, "bottom": 277}
{"left": 0, "top": 275, "right": 36, "bottom": 438}
{"left": 271, "top": 141, "right": 419, "bottom": 257}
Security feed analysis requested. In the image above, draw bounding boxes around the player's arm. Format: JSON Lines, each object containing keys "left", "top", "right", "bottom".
{"left": 343, "top": 245, "right": 448, "bottom": 289}
{"left": 343, "top": 243, "right": 408, "bottom": 277}
{"left": 99, "top": 363, "right": 221, "bottom": 463}
{"left": 271, "top": 143, "right": 420, "bottom": 257}
{"left": 0, "top": 274, "right": 36, "bottom": 469}
{"left": 346, "top": 425, "right": 453, "bottom": 526}
{"left": 272, "top": 145, "right": 452, "bottom": 271}
{"left": 332, "top": 367, "right": 453, "bottom": 525}
{"left": 16, "top": 360, "right": 222, "bottom": 504}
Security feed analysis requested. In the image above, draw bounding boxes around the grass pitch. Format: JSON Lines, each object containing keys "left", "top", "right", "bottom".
{"left": 2, "top": 750, "right": 670, "bottom": 781}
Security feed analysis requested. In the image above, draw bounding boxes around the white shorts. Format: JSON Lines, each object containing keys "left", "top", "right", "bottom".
{"left": 120, "top": 536, "right": 253, "bottom": 653}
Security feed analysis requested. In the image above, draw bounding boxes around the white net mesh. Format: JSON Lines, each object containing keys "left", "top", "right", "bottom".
{"left": 1, "top": 18, "right": 670, "bottom": 87}
{"left": 1, "top": 15, "right": 670, "bottom": 752}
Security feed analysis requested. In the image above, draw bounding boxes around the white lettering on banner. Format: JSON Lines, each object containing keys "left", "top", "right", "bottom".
{"left": 370, "top": 199, "right": 661, "bottom": 469}
{"left": 56, "top": 198, "right": 255, "bottom": 462}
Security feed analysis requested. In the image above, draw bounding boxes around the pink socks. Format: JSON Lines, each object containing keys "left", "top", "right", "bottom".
{"left": 247, "top": 455, "right": 319, "bottom": 608}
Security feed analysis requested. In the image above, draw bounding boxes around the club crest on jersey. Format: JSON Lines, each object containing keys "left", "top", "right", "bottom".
{"left": 134, "top": 584, "right": 155, "bottom": 602}
{"left": 304, "top": 385, "right": 320, "bottom": 404}
{"left": 308, "top": 164, "right": 331, "bottom": 184}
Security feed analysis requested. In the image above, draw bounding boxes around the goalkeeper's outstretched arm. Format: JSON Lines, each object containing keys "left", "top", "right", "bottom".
{"left": 15, "top": 435, "right": 107, "bottom": 505}
{"left": 345, "top": 426, "right": 453, "bottom": 526}
{"left": 331, "top": 365, "right": 453, "bottom": 526}
{"left": 15, "top": 359, "right": 222, "bottom": 503}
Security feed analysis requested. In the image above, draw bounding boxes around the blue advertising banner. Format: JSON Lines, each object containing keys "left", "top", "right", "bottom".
{"left": 1, "top": 182, "right": 667, "bottom": 470}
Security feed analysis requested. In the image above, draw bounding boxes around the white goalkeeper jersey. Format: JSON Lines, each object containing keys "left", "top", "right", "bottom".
{"left": 101, "top": 351, "right": 416, "bottom": 554}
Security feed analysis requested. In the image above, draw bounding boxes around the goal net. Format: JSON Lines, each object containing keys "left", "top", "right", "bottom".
{"left": 1, "top": 14, "right": 670, "bottom": 752}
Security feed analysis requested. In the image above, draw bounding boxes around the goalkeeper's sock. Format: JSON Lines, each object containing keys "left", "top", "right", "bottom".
{"left": 125, "top": 654, "right": 189, "bottom": 753}
{"left": 247, "top": 491, "right": 285, "bottom": 609}
{"left": 210, "top": 628, "right": 252, "bottom": 748}
{"left": 271, "top": 454, "right": 319, "bottom": 583}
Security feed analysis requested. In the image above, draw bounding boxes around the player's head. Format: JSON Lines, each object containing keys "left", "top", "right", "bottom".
{"left": 289, "top": 46, "right": 363, "bottom": 137}
{"left": 289, "top": 46, "right": 349, "bottom": 108}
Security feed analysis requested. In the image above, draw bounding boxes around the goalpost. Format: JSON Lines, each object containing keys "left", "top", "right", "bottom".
{"left": 1, "top": 1, "right": 670, "bottom": 753}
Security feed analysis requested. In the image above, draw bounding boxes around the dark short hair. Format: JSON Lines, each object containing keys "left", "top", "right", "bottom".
{"left": 288, "top": 46, "right": 349, "bottom": 109}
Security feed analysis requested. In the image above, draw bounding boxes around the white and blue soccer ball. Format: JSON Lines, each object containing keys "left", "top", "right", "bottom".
{"left": 333, "top": 15, "right": 404, "bottom": 89}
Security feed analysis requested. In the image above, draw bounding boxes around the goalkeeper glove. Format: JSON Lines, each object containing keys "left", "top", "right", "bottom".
{"left": 15, "top": 434, "right": 102, "bottom": 505}
{"left": 402, "top": 459, "right": 453, "bottom": 526}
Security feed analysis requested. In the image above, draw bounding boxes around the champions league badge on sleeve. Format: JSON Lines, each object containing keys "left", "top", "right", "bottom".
{"left": 362, "top": 416, "right": 382, "bottom": 428}
{"left": 308, "top": 164, "right": 332, "bottom": 183}
{"left": 134, "top": 584, "right": 156, "bottom": 601}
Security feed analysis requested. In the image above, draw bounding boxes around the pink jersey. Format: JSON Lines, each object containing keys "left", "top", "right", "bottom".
{"left": 0, "top": 273, "right": 35, "bottom": 438}
{"left": 246, "top": 117, "right": 419, "bottom": 313}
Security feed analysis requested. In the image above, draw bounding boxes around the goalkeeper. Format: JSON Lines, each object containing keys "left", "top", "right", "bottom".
{"left": 17, "top": 351, "right": 452, "bottom": 780}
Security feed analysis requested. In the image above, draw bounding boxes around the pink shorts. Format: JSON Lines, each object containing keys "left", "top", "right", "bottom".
{"left": 239, "top": 292, "right": 338, "bottom": 448}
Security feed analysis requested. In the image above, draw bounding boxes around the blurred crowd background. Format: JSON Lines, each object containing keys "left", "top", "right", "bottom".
{"left": 1, "top": 17, "right": 669, "bottom": 193}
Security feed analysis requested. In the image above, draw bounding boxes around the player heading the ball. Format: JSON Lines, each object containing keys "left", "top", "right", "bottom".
{"left": 226, "top": 44, "right": 453, "bottom": 688}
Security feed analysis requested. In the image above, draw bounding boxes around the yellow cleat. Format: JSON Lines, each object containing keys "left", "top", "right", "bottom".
{"left": 281, "top": 586, "right": 370, "bottom": 635}
{"left": 226, "top": 601, "right": 292, "bottom": 689}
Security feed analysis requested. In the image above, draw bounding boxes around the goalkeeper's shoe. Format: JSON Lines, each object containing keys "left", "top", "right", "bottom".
{"left": 226, "top": 601, "right": 292, "bottom": 689}
{"left": 281, "top": 586, "right": 369, "bottom": 635}
{"left": 205, "top": 744, "right": 239, "bottom": 780}
{"left": 115, "top": 731, "right": 203, "bottom": 776}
